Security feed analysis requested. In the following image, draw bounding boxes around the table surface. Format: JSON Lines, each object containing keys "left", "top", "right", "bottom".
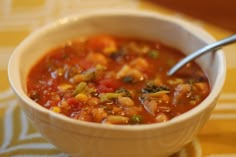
{"left": 1, "top": 1, "right": 236, "bottom": 156}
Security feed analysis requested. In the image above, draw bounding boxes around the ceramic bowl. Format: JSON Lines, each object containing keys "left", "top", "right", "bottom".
{"left": 8, "top": 10, "right": 226, "bottom": 157}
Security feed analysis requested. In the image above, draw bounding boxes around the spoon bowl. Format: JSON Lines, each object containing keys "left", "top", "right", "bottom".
{"left": 168, "top": 34, "right": 236, "bottom": 76}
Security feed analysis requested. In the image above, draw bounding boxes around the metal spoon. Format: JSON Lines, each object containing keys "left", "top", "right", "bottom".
{"left": 167, "top": 34, "right": 236, "bottom": 76}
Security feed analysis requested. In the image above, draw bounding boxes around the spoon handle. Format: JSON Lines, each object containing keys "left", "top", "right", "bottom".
{"left": 167, "top": 34, "right": 236, "bottom": 76}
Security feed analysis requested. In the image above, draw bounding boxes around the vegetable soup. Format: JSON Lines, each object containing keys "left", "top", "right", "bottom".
{"left": 27, "top": 35, "right": 210, "bottom": 125}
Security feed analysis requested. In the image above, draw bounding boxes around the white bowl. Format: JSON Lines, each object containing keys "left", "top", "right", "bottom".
{"left": 8, "top": 10, "right": 226, "bottom": 157}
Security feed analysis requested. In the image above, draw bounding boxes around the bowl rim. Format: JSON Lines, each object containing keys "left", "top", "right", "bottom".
{"left": 8, "top": 9, "right": 226, "bottom": 132}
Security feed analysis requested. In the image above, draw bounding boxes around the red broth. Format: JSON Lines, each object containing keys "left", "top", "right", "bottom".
{"left": 27, "top": 35, "right": 210, "bottom": 125}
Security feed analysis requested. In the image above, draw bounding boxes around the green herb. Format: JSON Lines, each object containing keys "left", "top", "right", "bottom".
{"left": 29, "top": 90, "right": 40, "bottom": 101}
{"left": 142, "top": 82, "right": 169, "bottom": 93}
{"left": 122, "top": 76, "right": 134, "bottom": 83}
{"left": 62, "top": 52, "right": 69, "bottom": 59}
{"left": 115, "top": 88, "right": 132, "bottom": 97}
{"left": 109, "top": 49, "right": 124, "bottom": 60}
{"left": 129, "top": 115, "right": 143, "bottom": 124}
{"left": 147, "top": 90, "right": 170, "bottom": 97}
{"left": 148, "top": 50, "right": 159, "bottom": 59}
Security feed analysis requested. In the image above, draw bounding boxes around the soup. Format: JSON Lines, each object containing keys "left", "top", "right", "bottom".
{"left": 27, "top": 35, "right": 210, "bottom": 125}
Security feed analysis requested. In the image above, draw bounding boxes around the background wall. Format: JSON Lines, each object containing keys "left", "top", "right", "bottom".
{"left": 147, "top": 0, "right": 236, "bottom": 32}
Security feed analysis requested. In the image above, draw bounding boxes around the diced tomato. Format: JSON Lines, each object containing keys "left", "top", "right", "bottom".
{"left": 78, "top": 59, "right": 93, "bottom": 70}
{"left": 99, "top": 78, "right": 119, "bottom": 89}
{"left": 97, "top": 78, "right": 120, "bottom": 93}
{"left": 97, "top": 84, "right": 114, "bottom": 93}
{"left": 67, "top": 98, "right": 79, "bottom": 106}
{"left": 67, "top": 98, "right": 83, "bottom": 111}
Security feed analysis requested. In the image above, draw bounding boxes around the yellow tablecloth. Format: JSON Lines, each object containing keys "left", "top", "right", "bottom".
{"left": 1, "top": 1, "right": 236, "bottom": 156}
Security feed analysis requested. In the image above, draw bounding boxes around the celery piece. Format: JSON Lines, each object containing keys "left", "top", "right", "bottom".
{"left": 99, "top": 93, "right": 121, "bottom": 102}
{"left": 73, "top": 82, "right": 87, "bottom": 96}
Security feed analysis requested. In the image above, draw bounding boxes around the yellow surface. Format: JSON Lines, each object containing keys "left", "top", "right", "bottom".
{"left": 12, "top": 0, "right": 45, "bottom": 7}
{"left": 1, "top": 0, "right": 236, "bottom": 156}
{"left": 0, "top": 30, "right": 30, "bottom": 46}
